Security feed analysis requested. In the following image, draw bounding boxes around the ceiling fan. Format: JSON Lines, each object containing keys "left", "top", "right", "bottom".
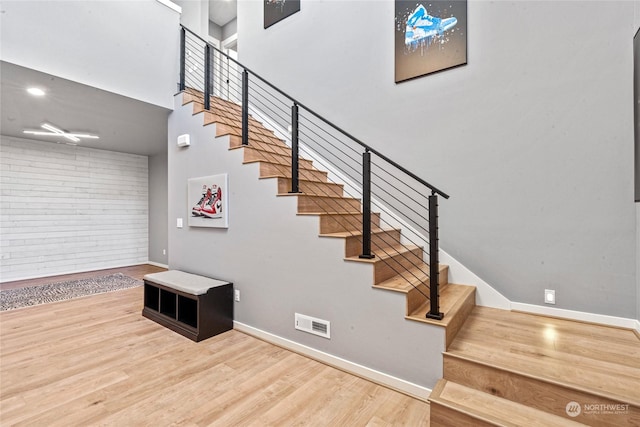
{"left": 23, "top": 123, "right": 99, "bottom": 145}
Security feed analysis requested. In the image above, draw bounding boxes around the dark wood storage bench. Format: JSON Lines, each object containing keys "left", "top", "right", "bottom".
{"left": 142, "top": 270, "right": 233, "bottom": 342}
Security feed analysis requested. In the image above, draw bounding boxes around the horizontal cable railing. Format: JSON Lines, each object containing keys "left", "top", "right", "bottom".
{"left": 179, "top": 25, "right": 449, "bottom": 320}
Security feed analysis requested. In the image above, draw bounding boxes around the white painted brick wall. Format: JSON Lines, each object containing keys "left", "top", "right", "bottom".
{"left": 0, "top": 136, "right": 149, "bottom": 282}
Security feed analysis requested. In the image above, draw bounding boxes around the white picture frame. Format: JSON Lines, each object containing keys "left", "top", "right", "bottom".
{"left": 188, "top": 174, "right": 229, "bottom": 228}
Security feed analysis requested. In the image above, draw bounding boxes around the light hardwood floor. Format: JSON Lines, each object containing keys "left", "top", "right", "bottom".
{"left": 0, "top": 266, "right": 430, "bottom": 426}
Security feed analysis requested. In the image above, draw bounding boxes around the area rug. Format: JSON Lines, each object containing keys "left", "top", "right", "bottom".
{"left": 0, "top": 273, "right": 142, "bottom": 311}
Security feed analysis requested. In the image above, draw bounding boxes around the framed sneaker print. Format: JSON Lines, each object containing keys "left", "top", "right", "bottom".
{"left": 188, "top": 174, "right": 229, "bottom": 228}
{"left": 395, "top": 0, "right": 467, "bottom": 83}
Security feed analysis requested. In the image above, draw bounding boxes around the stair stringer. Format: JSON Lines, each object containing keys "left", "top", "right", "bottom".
{"left": 168, "top": 93, "right": 448, "bottom": 397}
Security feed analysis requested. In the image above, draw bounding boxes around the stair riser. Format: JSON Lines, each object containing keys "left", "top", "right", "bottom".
{"left": 229, "top": 135, "right": 291, "bottom": 155}
{"left": 182, "top": 92, "right": 202, "bottom": 106}
{"left": 297, "top": 196, "right": 361, "bottom": 214}
{"left": 182, "top": 91, "right": 241, "bottom": 115}
{"left": 244, "top": 148, "right": 313, "bottom": 169}
{"left": 344, "top": 230, "right": 401, "bottom": 258}
{"left": 277, "top": 178, "right": 343, "bottom": 197}
{"left": 214, "top": 121, "right": 275, "bottom": 142}
{"left": 215, "top": 122, "right": 242, "bottom": 138}
{"left": 192, "top": 100, "right": 241, "bottom": 117}
{"left": 406, "top": 283, "right": 430, "bottom": 315}
{"left": 430, "top": 402, "right": 497, "bottom": 427}
{"left": 203, "top": 109, "right": 263, "bottom": 126}
{"left": 204, "top": 112, "right": 271, "bottom": 137}
{"left": 373, "top": 248, "right": 424, "bottom": 284}
{"left": 318, "top": 213, "right": 381, "bottom": 234}
{"left": 258, "top": 163, "right": 328, "bottom": 182}
{"left": 443, "top": 285, "right": 474, "bottom": 350}
{"left": 443, "top": 355, "right": 640, "bottom": 427}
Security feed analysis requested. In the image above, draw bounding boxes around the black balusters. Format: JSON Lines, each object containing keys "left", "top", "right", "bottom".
{"left": 290, "top": 103, "right": 300, "bottom": 193}
{"left": 242, "top": 70, "right": 249, "bottom": 146}
{"left": 204, "top": 44, "right": 211, "bottom": 110}
{"left": 359, "top": 150, "right": 374, "bottom": 259}
{"left": 426, "top": 193, "right": 443, "bottom": 320}
{"left": 179, "top": 27, "right": 185, "bottom": 91}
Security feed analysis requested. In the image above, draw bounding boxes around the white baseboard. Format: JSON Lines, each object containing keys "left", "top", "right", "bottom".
{"left": 147, "top": 261, "right": 169, "bottom": 269}
{"left": 233, "top": 321, "right": 432, "bottom": 402}
{"left": 511, "top": 302, "right": 640, "bottom": 333}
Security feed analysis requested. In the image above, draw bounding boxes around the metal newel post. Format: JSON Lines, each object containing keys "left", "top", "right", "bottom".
{"left": 204, "top": 44, "right": 211, "bottom": 110}
{"left": 242, "top": 70, "right": 249, "bottom": 146}
{"left": 359, "top": 149, "right": 374, "bottom": 259}
{"left": 426, "top": 193, "right": 444, "bottom": 320}
{"left": 289, "top": 103, "right": 300, "bottom": 193}
{"left": 179, "top": 27, "right": 186, "bottom": 91}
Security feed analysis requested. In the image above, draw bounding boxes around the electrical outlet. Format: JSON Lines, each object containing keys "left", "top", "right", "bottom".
{"left": 162, "top": 249, "right": 166, "bottom": 255}
{"left": 544, "top": 289, "right": 556, "bottom": 305}
{"left": 234, "top": 289, "right": 240, "bottom": 302}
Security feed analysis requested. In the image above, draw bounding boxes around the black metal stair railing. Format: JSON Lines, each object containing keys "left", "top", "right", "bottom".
{"left": 179, "top": 25, "right": 449, "bottom": 320}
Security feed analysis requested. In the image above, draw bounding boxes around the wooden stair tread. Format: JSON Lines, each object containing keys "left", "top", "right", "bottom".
{"left": 246, "top": 159, "right": 322, "bottom": 172}
{"left": 260, "top": 174, "right": 328, "bottom": 183}
{"left": 277, "top": 193, "right": 359, "bottom": 201}
{"left": 445, "top": 307, "right": 640, "bottom": 407}
{"left": 344, "top": 244, "right": 421, "bottom": 264}
{"left": 229, "top": 141, "right": 291, "bottom": 155}
{"left": 429, "top": 379, "right": 584, "bottom": 427}
{"left": 297, "top": 211, "right": 370, "bottom": 216}
{"left": 373, "top": 264, "right": 448, "bottom": 293}
{"left": 319, "top": 228, "right": 394, "bottom": 238}
{"left": 228, "top": 135, "right": 291, "bottom": 150}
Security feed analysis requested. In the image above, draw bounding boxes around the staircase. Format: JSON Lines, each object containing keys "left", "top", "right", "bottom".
{"left": 181, "top": 88, "right": 476, "bottom": 350}
{"left": 429, "top": 306, "right": 640, "bottom": 426}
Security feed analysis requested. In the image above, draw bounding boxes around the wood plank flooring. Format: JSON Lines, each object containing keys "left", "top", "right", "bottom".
{"left": 0, "top": 268, "right": 430, "bottom": 426}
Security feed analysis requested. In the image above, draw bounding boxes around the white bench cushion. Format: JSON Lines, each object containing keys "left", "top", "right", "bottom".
{"left": 144, "top": 270, "right": 230, "bottom": 296}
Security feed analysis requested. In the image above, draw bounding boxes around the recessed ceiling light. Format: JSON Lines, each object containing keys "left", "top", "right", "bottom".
{"left": 27, "top": 87, "right": 46, "bottom": 97}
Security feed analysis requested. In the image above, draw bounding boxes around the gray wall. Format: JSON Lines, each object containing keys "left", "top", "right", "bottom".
{"left": 222, "top": 18, "right": 237, "bottom": 42}
{"left": 209, "top": 20, "right": 223, "bottom": 41}
{"left": 168, "top": 97, "right": 445, "bottom": 388}
{"left": 238, "top": 1, "right": 638, "bottom": 319}
{"left": 149, "top": 151, "right": 168, "bottom": 265}
{"left": 0, "top": 0, "right": 179, "bottom": 109}
{"left": 0, "top": 136, "right": 149, "bottom": 282}
{"left": 175, "top": 0, "right": 209, "bottom": 38}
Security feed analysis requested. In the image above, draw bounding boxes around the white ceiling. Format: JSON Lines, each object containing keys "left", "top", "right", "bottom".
{"left": 1, "top": 62, "right": 170, "bottom": 157}
{"left": 209, "top": 0, "right": 237, "bottom": 27}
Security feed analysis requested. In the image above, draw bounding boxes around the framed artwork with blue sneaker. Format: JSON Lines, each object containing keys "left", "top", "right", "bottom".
{"left": 395, "top": 0, "right": 467, "bottom": 82}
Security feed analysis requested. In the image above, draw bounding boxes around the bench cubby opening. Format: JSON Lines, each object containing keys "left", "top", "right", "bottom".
{"left": 144, "top": 283, "right": 159, "bottom": 311}
{"left": 159, "top": 289, "right": 177, "bottom": 318}
{"left": 177, "top": 295, "right": 198, "bottom": 328}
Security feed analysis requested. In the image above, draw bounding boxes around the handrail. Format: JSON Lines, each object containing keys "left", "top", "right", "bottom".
{"left": 180, "top": 25, "right": 449, "bottom": 199}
